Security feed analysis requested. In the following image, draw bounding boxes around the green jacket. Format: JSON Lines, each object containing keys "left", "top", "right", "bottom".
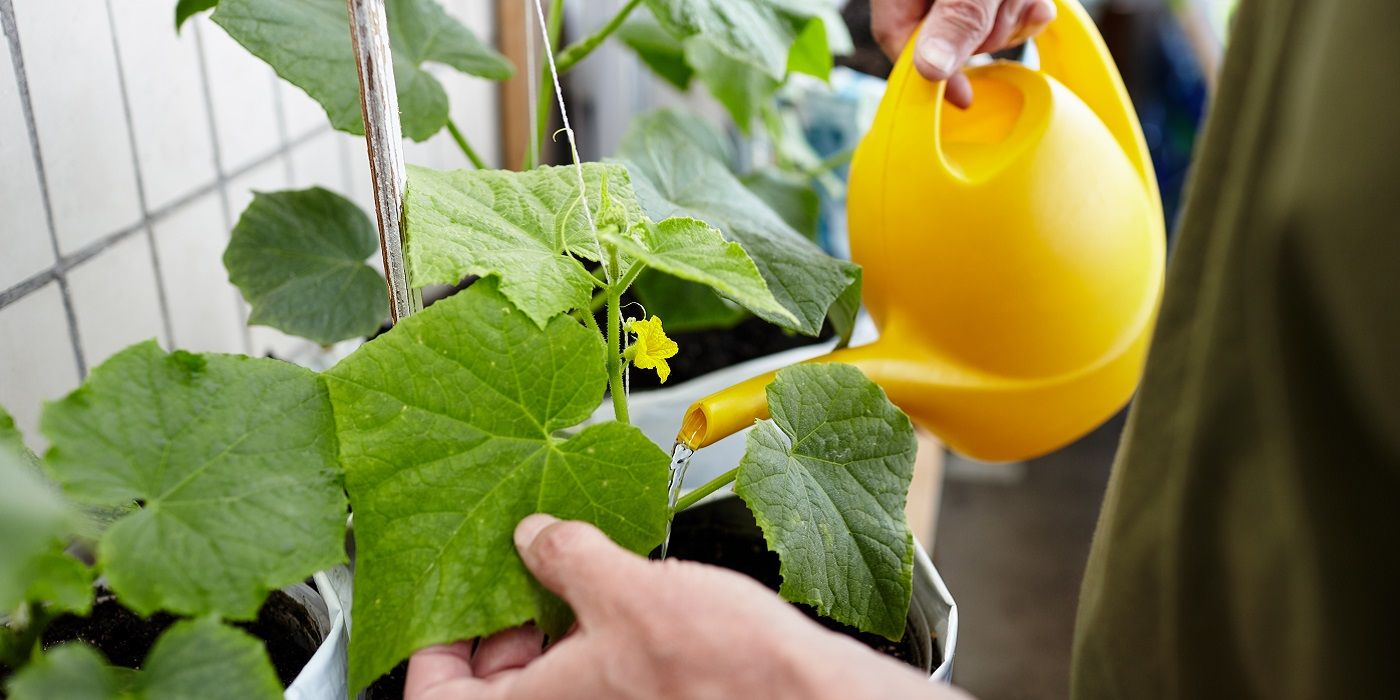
{"left": 1072, "top": 0, "right": 1400, "bottom": 697}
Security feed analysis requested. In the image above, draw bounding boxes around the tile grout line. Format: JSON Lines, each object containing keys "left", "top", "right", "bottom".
{"left": 0, "top": 127, "right": 327, "bottom": 312}
{"left": 0, "top": 0, "right": 88, "bottom": 378}
{"left": 270, "top": 71, "right": 296, "bottom": 185}
{"left": 104, "top": 0, "right": 176, "bottom": 351}
{"left": 191, "top": 19, "right": 253, "bottom": 355}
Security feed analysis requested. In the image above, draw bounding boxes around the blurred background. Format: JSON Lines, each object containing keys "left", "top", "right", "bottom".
{"left": 0, "top": 1, "right": 1235, "bottom": 697}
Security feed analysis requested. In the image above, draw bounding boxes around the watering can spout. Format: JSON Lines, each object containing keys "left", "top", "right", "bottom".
{"left": 679, "top": 323, "right": 1154, "bottom": 462}
{"left": 679, "top": 0, "right": 1165, "bottom": 462}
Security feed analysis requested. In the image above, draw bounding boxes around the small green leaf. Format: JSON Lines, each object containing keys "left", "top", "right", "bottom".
{"left": 212, "top": 0, "right": 512, "bottom": 141}
{"left": 22, "top": 552, "right": 95, "bottom": 616}
{"left": 0, "top": 404, "right": 40, "bottom": 471}
{"left": 175, "top": 0, "right": 219, "bottom": 31}
{"left": 734, "top": 363, "right": 916, "bottom": 640}
{"left": 617, "top": 11, "right": 693, "bottom": 90}
{"left": 324, "top": 281, "right": 670, "bottom": 692}
{"left": 608, "top": 217, "right": 794, "bottom": 325}
{"left": 786, "top": 17, "right": 833, "bottom": 81}
{"left": 41, "top": 341, "right": 347, "bottom": 620}
{"left": 5, "top": 643, "right": 118, "bottom": 700}
{"left": 139, "top": 618, "right": 282, "bottom": 700}
{"left": 7, "top": 621, "right": 281, "bottom": 700}
{"left": 631, "top": 272, "right": 749, "bottom": 333}
{"left": 0, "top": 436, "right": 79, "bottom": 614}
{"left": 224, "top": 188, "right": 388, "bottom": 346}
{"left": 404, "top": 163, "right": 645, "bottom": 327}
{"left": 741, "top": 169, "right": 821, "bottom": 241}
{"left": 616, "top": 218, "right": 795, "bottom": 324}
{"left": 618, "top": 110, "right": 858, "bottom": 336}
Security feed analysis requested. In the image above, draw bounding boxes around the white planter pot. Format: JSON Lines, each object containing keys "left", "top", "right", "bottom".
{"left": 284, "top": 566, "right": 354, "bottom": 699}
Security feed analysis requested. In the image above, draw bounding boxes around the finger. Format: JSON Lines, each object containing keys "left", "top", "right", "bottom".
{"left": 514, "top": 515, "right": 651, "bottom": 622}
{"left": 472, "top": 625, "right": 545, "bottom": 678}
{"left": 1008, "top": 0, "right": 1056, "bottom": 46}
{"left": 871, "top": 0, "right": 933, "bottom": 61}
{"left": 914, "top": 0, "right": 1000, "bottom": 81}
{"left": 976, "top": 0, "right": 1031, "bottom": 54}
{"left": 406, "top": 641, "right": 477, "bottom": 699}
{"left": 945, "top": 73, "right": 974, "bottom": 109}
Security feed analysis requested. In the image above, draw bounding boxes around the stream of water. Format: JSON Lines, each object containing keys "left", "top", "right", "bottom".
{"left": 658, "top": 442, "right": 695, "bottom": 559}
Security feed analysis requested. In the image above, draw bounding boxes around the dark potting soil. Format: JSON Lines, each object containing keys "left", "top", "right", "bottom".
{"left": 31, "top": 589, "right": 322, "bottom": 688}
{"left": 660, "top": 497, "right": 929, "bottom": 670}
{"left": 365, "top": 659, "right": 409, "bottom": 700}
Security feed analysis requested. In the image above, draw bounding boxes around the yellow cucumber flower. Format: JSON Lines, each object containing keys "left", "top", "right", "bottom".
{"left": 625, "top": 316, "right": 679, "bottom": 383}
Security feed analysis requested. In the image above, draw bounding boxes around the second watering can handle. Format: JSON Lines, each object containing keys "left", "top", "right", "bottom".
{"left": 1034, "top": 0, "right": 1155, "bottom": 190}
{"left": 884, "top": 0, "right": 1157, "bottom": 193}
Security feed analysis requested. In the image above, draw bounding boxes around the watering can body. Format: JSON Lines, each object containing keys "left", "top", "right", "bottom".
{"left": 681, "top": 0, "right": 1165, "bottom": 462}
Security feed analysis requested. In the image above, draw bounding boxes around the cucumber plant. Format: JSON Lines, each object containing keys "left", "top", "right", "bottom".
{"left": 2, "top": 1, "right": 921, "bottom": 696}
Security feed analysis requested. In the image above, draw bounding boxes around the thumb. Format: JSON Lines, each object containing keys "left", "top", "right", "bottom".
{"left": 914, "top": 0, "right": 1000, "bottom": 81}
{"left": 514, "top": 514, "right": 650, "bottom": 621}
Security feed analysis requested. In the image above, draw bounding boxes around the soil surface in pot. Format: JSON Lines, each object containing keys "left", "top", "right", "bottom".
{"left": 661, "top": 497, "right": 927, "bottom": 669}
{"left": 7, "top": 588, "right": 324, "bottom": 688}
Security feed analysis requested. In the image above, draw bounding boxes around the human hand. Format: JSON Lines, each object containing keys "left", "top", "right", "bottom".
{"left": 872, "top": 0, "right": 1057, "bottom": 107}
{"left": 404, "top": 514, "right": 970, "bottom": 700}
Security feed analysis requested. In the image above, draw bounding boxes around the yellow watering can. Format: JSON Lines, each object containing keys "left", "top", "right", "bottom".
{"left": 678, "top": 0, "right": 1166, "bottom": 462}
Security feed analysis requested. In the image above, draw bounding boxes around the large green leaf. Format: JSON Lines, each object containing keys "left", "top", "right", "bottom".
{"left": 741, "top": 169, "right": 821, "bottom": 241}
{"left": 0, "top": 432, "right": 89, "bottom": 616}
{"left": 734, "top": 363, "right": 917, "bottom": 640}
{"left": 642, "top": 0, "right": 823, "bottom": 80}
{"left": 403, "top": 163, "right": 645, "bottom": 327}
{"left": 618, "top": 110, "right": 858, "bottom": 336}
{"left": 685, "top": 37, "right": 781, "bottom": 130}
{"left": 41, "top": 341, "right": 347, "bottom": 620}
{"left": 324, "top": 281, "right": 670, "bottom": 692}
{"left": 5, "top": 620, "right": 281, "bottom": 700}
{"left": 607, "top": 217, "right": 794, "bottom": 325}
{"left": 211, "top": 0, "right": 512, "bottom": 141}
{"left": 224, "top": 188, "right": 388, "bottom": 346}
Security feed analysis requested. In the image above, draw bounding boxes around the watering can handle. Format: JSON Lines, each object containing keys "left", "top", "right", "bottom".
{"left": 887, "top": 0, "right": 1156, "bottom": 191}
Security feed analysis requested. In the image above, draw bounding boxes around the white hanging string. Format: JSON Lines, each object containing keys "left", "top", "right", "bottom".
{"left": 528, "top": 0, "right": 610, "bottom": 283}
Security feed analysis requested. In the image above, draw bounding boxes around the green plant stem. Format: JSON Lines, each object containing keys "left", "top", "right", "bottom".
{"left": 606, "top": 286, "right": 628, "bottom": 423}
{"left": 555, "top": 0, "right": 644, "bottom": 73}
{"left": 808, "top": 146, "right": 856, "bottom": 177}
{"left": 673, "top": 467, "right": 739, "bottom": 513}
{"left": 528, "top": 0, "right": 566, "bottom": 170}
{"left": 589, "top": 288, "right": 608, "bottom": 313}
{"left": 579, "top": 303, "right": 602, "bottom": 335}
{"left": 615, "top": 260, "right": 644, "bottom": 293}
{"left": 446, "top": 118, "right": 487, "bottom": 169}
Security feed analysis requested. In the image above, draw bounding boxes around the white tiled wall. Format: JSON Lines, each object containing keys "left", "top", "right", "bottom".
{"left": 0, "top": 0, "right": 502, "bottom": 446}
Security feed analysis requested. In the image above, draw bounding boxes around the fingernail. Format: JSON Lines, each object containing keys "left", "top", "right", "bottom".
{"left": 918, "top": 38, "right": 958, "bottom": 77}
{"left": 515, "top": 514, "right": 559, "bottom": 551}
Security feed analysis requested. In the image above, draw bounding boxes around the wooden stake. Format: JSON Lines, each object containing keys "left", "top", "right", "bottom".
{"left": 347, "top": 0, "right": 421, "bottom": 323}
